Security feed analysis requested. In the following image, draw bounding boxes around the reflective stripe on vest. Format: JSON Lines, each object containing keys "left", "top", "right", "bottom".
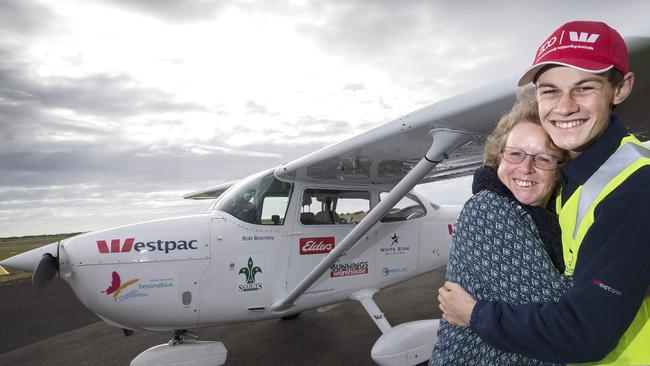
{"left": 557, "top": 136, "right": 650, "bottom": 365}
{"left": 573, "top": 141, "right": 650, "bottom": 240}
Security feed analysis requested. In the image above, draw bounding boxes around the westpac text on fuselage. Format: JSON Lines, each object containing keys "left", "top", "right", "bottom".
{"left": 97, "top": 238, "right": 200, "bottom": 254}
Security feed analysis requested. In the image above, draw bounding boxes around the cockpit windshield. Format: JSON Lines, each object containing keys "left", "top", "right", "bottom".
{"left": 210, "top": 170, "right": 293, "bottom": 225}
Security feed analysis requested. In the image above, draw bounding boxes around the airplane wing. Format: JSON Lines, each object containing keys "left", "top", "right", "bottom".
{"left": 183, "top": 180, "right": 239, "bottom": 200}
{"left": 274, "top": 35, "right": 650, "bottom": 187}
{"left": 275, "top": 76, "right": 516, "bottom": 186}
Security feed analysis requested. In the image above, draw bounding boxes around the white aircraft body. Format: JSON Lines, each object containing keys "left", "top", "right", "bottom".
{"left": 2, "top": 30, "right": 649, "bottom": 366}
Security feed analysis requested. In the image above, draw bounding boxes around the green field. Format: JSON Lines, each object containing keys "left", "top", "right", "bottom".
{"left": 0, "top": 233, "right": 83, "bottom": 282}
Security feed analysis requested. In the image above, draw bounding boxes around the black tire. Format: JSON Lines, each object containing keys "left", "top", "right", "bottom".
{"left": 280, "top": 313, "right": 301, "bottom": 321}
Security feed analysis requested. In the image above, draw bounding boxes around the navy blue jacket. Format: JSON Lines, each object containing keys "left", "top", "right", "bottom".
{"left": 470, "top": 115, "right": 650, "bottom": 363}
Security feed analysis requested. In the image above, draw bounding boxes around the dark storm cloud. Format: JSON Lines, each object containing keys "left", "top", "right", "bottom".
{"left": 297, "top": 1, "right": 434, "bottom": 58}
{"left": 0, "top": 65, "right": 206, "bottom": 120}
{"left": 42, "top": 76, "right": 206, "bottom": 117}
{"left": 0, "top": 0, "right": 56, "bottom": 36}
{"left": 0, "top": 57, "right": 289, "bottom": 206}
{"left": 0, "top": 140, "right": 291, "bottom": 187}
{"left": 0, "top": 54, "right": 208, "bottom": 174}
{"left": 0, "top": 50, "right": 306, "bottom": 195}
{"left": 283, "top": 1, "right": 533, "bottom": 95}
{"left": 0, "top": 140, "right": 287, "bottom": 197}
{"left": 285, "top": 0, "right": 650, "bottom": 95}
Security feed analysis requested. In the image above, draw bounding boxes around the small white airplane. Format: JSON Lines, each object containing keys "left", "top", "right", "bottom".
{"left": 2, "top": 32, "right": 649, "bottom": 366}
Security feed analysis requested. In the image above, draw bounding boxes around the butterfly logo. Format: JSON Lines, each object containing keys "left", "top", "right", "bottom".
{"left": 102, "top": 271, "right": 140, "bottom": 302}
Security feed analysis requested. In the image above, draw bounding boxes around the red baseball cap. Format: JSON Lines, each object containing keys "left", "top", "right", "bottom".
{"left": 518, "top": 21, "right": 629, "bottom": 86}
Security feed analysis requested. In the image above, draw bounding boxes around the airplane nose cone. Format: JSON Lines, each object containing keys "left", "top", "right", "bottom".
{"left": 0, "top": 242, "right": 58, "bottom": 273}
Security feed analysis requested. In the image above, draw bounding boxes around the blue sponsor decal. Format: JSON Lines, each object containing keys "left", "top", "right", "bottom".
{"left": 382, "top": 267, "right": 407, "bottom": 276}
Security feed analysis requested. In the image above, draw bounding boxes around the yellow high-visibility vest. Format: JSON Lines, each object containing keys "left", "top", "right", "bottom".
{"left": 557, "top": 136, "right": 650, "bottom": 365}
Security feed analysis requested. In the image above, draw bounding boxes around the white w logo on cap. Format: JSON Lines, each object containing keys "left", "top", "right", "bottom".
{"left": 569, "top": 31, "right": 599, "bottom": 43}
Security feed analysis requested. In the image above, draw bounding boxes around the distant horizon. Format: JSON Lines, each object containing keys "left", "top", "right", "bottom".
{"left": 0, "top": 232, "right": 87, "bottom": 240}
{"left": 0, "top": 176, "right": 474, "bottom": 238}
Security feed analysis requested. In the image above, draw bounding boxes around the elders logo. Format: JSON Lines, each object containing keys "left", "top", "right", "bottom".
{"left": 97, "top": 238, "right": 199, "bottom": 254}
{"left": 300, "top": 237, "right": 335, "bottom": 255}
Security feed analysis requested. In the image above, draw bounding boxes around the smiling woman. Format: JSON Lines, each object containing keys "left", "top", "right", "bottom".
{"left": 429, "top": 97, "right": 571, "bottom": 365}
{"left": 496, "top": 122, "right": 562, "bottom": 206}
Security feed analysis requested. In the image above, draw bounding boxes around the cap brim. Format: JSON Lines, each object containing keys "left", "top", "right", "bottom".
{"left": 517, "top": 60, "right": 614, "bottom": 86}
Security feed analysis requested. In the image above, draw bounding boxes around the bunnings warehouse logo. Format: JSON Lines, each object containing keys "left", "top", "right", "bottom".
{"left": 330, "top": 260, "right": 368, "bottom": 277}
{"left": 238, "top": 257, "right": 263, "bottom": 292}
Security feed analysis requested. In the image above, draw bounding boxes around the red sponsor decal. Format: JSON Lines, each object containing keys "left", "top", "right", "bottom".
{"left": 592, "top": 279, "right": 622, "bottom": 295}
{"left": 330, "top": 260, "right": 368, "bottom": 277}
{"left": 300, "top": 237, "right": 335, "bottom": 255}
{"left": 330, "top": 267, "right": 368, "bottom": 277}
{"left": 447, "top": 224, "right": 454, "bottom": 235}
{"left": 97, "top": 238, "right": 135, "bottom": 254}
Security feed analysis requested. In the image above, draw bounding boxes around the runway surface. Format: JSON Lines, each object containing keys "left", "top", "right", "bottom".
{"left": 0, "top": 268, "right": 445, "bottom": 365}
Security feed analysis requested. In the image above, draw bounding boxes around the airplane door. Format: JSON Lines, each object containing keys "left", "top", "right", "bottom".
{"left": 197, "top": 171, "right": 296, "bottom": 324}
{"left": 286, "top": 188, "right": 376, "bottom": 297}
{"left": 198, "top": 216, "right": 279, "bottom": 323}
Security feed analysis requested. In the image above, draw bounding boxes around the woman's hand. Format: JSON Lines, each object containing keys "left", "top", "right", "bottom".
{"left": 438, "top": 281, "right": 477, "bottom": 327}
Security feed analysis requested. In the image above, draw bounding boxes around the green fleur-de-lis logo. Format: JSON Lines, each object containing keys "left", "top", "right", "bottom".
{"left": 239, "top": 257, "right": 262, "bottom": 284}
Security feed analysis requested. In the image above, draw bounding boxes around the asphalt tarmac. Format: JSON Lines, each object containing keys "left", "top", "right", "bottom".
{"left": 0, "top": 268, "right": 444, "bottom": 366}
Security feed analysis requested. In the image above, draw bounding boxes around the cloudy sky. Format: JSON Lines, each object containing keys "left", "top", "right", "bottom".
{"left": 1, "top": 0, "right": 649, "bottom": 237}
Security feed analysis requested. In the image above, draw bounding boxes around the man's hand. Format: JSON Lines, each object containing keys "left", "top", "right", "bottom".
{"left": 438, "top": 281, "right": 477, "bottom": 327}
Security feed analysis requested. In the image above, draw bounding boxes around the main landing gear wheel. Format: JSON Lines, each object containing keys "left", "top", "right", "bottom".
{"left": 130, "top": 330, "right": 228, "bottom": 366}
{"left": 281, "top": 312, "right": 301, "bottom": 320}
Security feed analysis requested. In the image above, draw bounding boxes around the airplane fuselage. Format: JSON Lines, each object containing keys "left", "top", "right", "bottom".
{"left": 53, "top": 172, "right": 459, "bottom": 332}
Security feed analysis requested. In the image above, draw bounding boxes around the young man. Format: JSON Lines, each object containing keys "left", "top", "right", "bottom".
{"left": 438, "top": 21, "right": 650, "bottom": 364}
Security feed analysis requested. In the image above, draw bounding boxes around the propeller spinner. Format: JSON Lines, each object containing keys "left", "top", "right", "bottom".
{"left": 0, "top": 242, "right": 59, "bottom": 289}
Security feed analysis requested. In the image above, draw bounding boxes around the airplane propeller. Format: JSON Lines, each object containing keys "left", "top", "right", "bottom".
{"left": 32, "top": 252, "right": 59, "bottom": 289}
{"left": 0, "top": 241, "right": 60, "bottom": 290}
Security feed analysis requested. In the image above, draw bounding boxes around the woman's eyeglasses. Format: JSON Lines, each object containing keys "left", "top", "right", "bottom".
{"left": 501, "top": 147, "right": 563, "bottom": 170}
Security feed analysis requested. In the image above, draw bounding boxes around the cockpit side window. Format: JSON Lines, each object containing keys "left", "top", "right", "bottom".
{"left": 379, "top": 193, "right": 426, "bottom": 222}
{"left": 300, "top": 189, "right": 370, "bottom": 225}
{"left": 212, "top": 171, "right": 293, "bottom": 225}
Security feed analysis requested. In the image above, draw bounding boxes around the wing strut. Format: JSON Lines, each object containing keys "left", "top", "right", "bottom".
{"left": 270, "top": 128, "right": 473, "bottom": 314}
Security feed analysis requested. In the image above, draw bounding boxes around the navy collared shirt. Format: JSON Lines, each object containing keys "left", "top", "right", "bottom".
{"left": 561, "top": 114, "right": 630, "bottom": 203}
